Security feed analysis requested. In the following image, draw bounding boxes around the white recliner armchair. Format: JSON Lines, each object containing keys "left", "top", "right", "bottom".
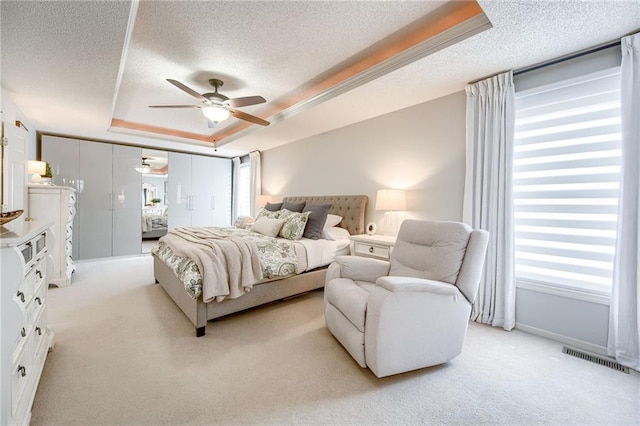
{"left": 324, "top": 219, "right": 489, "bottom": 377}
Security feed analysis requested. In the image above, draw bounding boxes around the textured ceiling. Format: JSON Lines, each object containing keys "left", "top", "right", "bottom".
{"left": 2, "top": 1, "right": 639, "bottom": 158}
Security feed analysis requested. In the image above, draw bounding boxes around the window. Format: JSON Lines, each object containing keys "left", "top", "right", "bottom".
{"left": 237, "top": 162, "right": 251, "bottom": 217}
{"left": 513, "top": 67, "right": 622, "bottom": 294}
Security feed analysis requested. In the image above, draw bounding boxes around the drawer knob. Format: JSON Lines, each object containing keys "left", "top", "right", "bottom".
{"left": 36, "top": 327, "right": 42, "bottom": 336}
{"left": 16, "top": 291, "right": 25, "bottom": 303}
{"left": 21, "top": 327, "right": 26, "bottom": 337}
{"left": 369, "top": 246, "right": 374, "bottom": 253}
{"left": 35, "top": 297, "right": 42, "bottom": 305}
{"left": 36, "top": 270, "right": 43, "bottom": 279}
{"left": 17, "top": 365, "right": 26, "bottom": 377}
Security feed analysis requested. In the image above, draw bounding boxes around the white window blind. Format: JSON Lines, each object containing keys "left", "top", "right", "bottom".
{"left": 513, "top": 68, "right": 621, "bottom": 294}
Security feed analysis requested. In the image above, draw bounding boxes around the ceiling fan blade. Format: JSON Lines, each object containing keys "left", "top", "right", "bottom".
{"left": 225, "top": 96, "right": 266, "bottom": 108}
{"left": 148, "top": 105, "right": 201, "bottom": 108}
{"left": 229, "top": 109, "right": 270, "bottom": 126}
{"left": 166, "top": 79, "right": 209, "bottom": 103}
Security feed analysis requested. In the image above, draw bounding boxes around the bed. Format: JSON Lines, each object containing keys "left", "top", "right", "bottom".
{"left": 142, "top": 207, "right": 168, "bottom": 239}
{"left": 153, "top": 195, "right": 368, "bottom": 336}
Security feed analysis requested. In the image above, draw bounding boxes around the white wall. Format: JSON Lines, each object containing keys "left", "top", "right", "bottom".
{"left": 262, "top": 91, "right": 467, "bottom": 234}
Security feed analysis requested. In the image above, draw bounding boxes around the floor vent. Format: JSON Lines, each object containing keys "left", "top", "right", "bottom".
{"left": 562, "top": 346, "right": 630, "bottom": 373}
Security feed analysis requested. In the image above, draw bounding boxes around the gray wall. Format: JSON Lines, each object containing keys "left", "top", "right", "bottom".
{"left": 262, "top": 91, "right": 467, "bottom": 232}
{"left": 262, "top": 87, "right": 611, "bottom": 355}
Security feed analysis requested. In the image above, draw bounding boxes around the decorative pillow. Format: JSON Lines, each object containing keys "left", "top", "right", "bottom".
{"left": 324, "top": 214, "right": 343, "bottom": 228}
{"left": 282, "top": 201, "right": 306, "bottom": 213}
{"left": 279, "top": 211, "right": 311, "bottom": 240}
{"left": 250, "top": 217, "right": 285, "bottom": 237}
{"left": 302, "top": 204, "right": 331, "bottom": 239}
{"left": 264, "top": 202, "right": 283, "bottom": 212}
{"left": 324, "top": 226, "right": 350, "bottom": 241}
{"left": 256, "top": 208, "right": 282, "bottom": 221}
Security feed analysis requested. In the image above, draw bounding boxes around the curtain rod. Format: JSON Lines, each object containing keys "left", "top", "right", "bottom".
{"left": 513, "top": 40, "right": 620, "bottom": 76}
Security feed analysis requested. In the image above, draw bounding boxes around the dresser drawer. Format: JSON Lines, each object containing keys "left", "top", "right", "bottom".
{"left": 12, "top": 333, "right": 34, "bottom": 414}
{"left": 354, "top": 241, "right": 390, "bottom": 259}
{"left": 15, "top": 269, "right": 36, "bottom": 310}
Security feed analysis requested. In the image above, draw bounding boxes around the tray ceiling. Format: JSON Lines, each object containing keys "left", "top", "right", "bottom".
{"left": 2, "top": 1, "right": 639, "bottom": 157}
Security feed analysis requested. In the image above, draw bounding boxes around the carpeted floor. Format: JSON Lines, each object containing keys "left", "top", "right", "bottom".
{"left": 31, "top": 255, "right": 639, "bottom": 425}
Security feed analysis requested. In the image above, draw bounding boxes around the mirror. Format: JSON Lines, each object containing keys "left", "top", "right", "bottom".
{"left": 140, "top": 149, "right": 169, "bottom": 253}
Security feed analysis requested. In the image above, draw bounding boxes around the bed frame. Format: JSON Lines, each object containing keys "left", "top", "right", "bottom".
{"left": 153, "top": 195, "right": 368, "bottom": 336}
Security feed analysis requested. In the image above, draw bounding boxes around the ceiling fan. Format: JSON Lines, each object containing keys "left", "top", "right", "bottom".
{"left": 149, "top": 79, "right": 270, "bottom": 127}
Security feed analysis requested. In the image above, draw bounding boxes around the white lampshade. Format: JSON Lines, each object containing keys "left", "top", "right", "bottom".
{"left": 27, "top": 160, "right": 47, "bottom": 176}
{"left": 375, "top": 189, "right": 406, "bottom": 211}
{"left": 202, "top": 106, "right": 230, "bottom": 122}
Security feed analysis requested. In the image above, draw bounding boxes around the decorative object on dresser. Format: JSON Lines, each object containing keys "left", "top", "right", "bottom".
{"left": 28, "top": 185, "right": 76, "bottom": 286}
{"left": 349, "top": 233, "right": 396, "bottom": 261}
{"left": 27, "top": 160, "right": 47, "bottom": 184}
{"left": 0, "top": 209, "right": 23, "bottom": 225}
{"left": 1, "top": 220, "right": 55, "bottom": 425}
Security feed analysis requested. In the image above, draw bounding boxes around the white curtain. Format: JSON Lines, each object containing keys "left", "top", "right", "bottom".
{"left": 231, "top": 156, "right": 241, "bottom": 221}
{"left": 463, "top": 70, "right": 516, "bottom": 331}
{"left": 608, "top": 32, "right": 640, "bottom": 370}
{"left": 249, "top": 151, "right": 261, "bottom": 217}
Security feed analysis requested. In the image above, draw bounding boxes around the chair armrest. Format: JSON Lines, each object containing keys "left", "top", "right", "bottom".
{"left": 334, "top": 255, "right": 390, "bottom": 283}
{"left": 375, "top": 276, "right": 461, "bottom": 297}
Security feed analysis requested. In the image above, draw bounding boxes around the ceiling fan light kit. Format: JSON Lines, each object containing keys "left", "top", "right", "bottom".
{"left": 149, "top": 78, "right": 270, "bottom": 127}
{"left": 202, "top": 105, "right": 230, "bottom": 123}
{"left": 135, "top": 157, "right": 152, "bottom": 174}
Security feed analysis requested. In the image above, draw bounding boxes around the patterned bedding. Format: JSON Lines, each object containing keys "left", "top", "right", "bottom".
{"left": 152, "top": 227, "right": 307, "bottom": 300}
{"left": 142, "top": 214, "right": 168, "bottom": 232}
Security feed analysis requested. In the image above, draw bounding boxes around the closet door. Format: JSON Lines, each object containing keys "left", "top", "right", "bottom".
{"left": 42, "top": 136, "right": 81, "bottom": 259}
{"left": 167, "top": 152, "right": 192, "bottom": 229}
{"left": 78, "top": 142, "right": 113, "bottom": 259}
{"left": 112, "top": 145, "right": 142, "bottom": 256}
{"left": 210, "top": 157, "right": 232, "bottom": 226}
{"left": 2, "top": 121, "right": 27, "bottom": 213}
{"left": 190, "top": 155, "right": 216, "bottom": 227}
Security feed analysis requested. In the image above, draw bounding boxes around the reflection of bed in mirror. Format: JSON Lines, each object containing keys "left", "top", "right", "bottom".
{"left": 142, "top": 206, "right": 168, "bottom": 239}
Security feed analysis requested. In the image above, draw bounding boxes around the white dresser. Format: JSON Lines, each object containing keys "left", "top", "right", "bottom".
{"left": 1, "top": 219, "right": 54, "bottom": 426}
{"left": 28, "top": 185, "right": 76, "bottom": 286}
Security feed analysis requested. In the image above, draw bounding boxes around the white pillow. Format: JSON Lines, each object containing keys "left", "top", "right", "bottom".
{"left": 250, "top": 217, "right": 285, "bottom": 237}
{"left": 324, "top": 214, "right": 343, "bottom": 228}
{"left": 323, "top": 226, "right": 350, "bottom": 241}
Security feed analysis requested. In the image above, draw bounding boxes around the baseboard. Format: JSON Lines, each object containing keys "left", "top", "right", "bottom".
{"left": 515, "top": 322, "right": 608, "bottom": 357}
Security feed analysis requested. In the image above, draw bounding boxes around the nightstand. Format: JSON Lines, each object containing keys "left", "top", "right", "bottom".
{"left": 350, "top": 234, "right": 397, "bottom": 260}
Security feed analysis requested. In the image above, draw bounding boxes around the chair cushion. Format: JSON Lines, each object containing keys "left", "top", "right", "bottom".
{"left": 390, "top": 220, "right": 471, "bottom": 285}
{"left": 325, "top": 278, "right": 369, "bottom": 332}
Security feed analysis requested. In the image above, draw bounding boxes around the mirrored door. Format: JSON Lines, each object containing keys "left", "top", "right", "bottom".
{"left": 140, "top": 149, "right": 168, "bottom": 253}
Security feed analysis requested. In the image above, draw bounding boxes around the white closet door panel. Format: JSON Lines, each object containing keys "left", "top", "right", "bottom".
{"left": 112, "top": 145, "right": 142, "bottom": 256}
{"left": 210, "top": 157, "right": 232, "bottom": 226}
{"left": 41, "top": 136, "right": 80, "bottom": 259}
{"left": 78, "top": 142, "right": 112, "bottom": 259}
{"left": 190, "top": 155, "right": 215, "bottom": 227}
{"left": 168, "top": 152, "right": 192, "bottom": 229}
{"left": 41, "top": 135, "right": 80, "bottom": 188}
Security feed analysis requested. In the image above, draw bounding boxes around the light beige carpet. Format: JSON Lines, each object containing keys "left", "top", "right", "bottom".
{"left": 31, "top": 255, "right": 639, "bottom": 425}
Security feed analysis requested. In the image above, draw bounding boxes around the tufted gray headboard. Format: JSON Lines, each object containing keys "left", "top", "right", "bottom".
{"left": 282, "top": 195, "right": 368, "bottom": 236}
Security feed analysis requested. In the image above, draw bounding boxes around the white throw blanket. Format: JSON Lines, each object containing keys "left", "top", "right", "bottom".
{"left": 160, "top": 227, "right": 263, "bottom": 303}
